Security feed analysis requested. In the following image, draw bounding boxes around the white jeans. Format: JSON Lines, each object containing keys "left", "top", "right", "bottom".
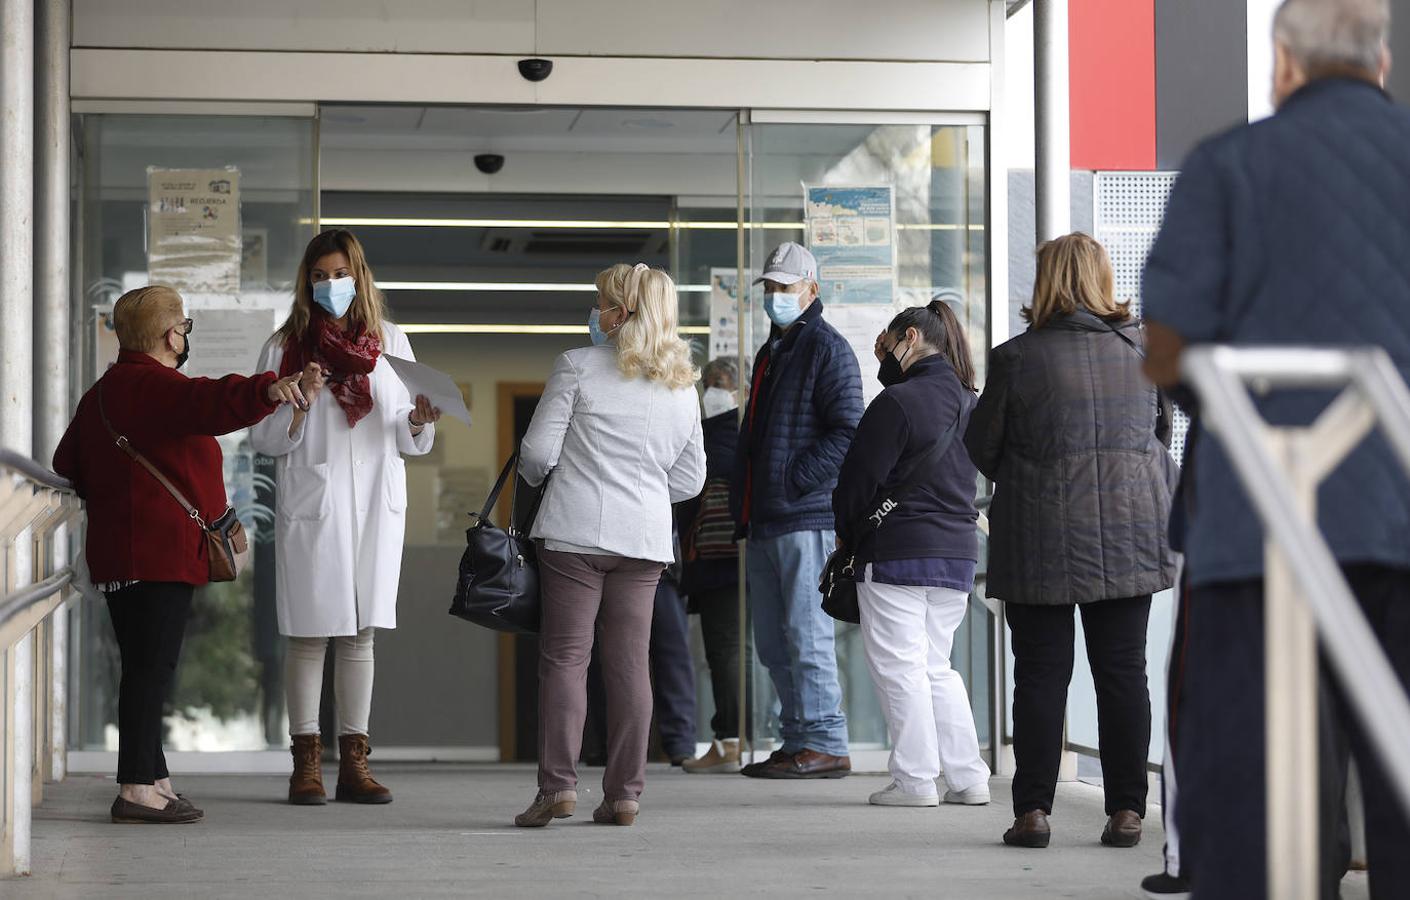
{"left": 286, "top": 628, "right": 375, "bottom": 737}
{"left": 858, "top": 567, "right": 991, "bottom": 796}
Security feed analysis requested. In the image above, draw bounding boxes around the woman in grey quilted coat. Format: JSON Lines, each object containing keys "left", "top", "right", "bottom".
{"left": 965, "top": 233, "right": 1176, "bottom": 851}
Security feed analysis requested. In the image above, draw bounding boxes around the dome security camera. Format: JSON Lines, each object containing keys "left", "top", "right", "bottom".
{"left": 517, "top": 58, "right": 553, "bottom": 82}
{"left": 474, "top": 154, "right": 505, "bottom": 175}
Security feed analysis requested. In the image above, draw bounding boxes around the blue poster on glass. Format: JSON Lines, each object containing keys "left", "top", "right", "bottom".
{"left": 804, "top": 185, "right": 896, "bottom": 305}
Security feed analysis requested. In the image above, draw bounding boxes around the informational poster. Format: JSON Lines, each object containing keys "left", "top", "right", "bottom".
{"left": 707, "top": 268, "right": 740, "bottom": 362}
{"left": 823, "top": 304, "right": 896, "bottom": 406}
{"left": 804, "top": 185, "right": 896, "bottom": 306}
{"left": 148, "top": 167, "right": 242, "bottom": 294}
{"left": 185, "top": 308, "right": 279, "bottom": 380}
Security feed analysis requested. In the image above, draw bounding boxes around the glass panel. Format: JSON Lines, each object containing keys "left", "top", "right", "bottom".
{"left": 70, "top": 114, "right": 316, "bottom": 751}
{"left": 742, "top": 121, "right": 990, "bottom": 756}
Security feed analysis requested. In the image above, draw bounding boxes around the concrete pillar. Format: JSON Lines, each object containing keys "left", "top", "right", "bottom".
{"left": 1, "top": 0, "right": 35, "bottom": 456}
{"left": 33, "top": 0, "right": 69, "bottom": 468}
{"left": 1033, "top": 0, "right": 1071, "bottom": 242}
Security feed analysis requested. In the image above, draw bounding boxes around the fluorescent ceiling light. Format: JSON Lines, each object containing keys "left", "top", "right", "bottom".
{"left": 317, "top": 216, "right": 980, "bottom": 231}
{"left": 378, "top": 281, "right": 710, "bottom": 293}
{"left": 401, "top": 323, "right": 711, "bottom": 335}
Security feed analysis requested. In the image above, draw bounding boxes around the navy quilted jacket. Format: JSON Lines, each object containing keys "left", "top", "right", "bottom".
{"left": 1143, "top": 78, "right": 1410, "bottom": 587}
{"left": 731, "top": 301, "right": 864, "bottom": 539}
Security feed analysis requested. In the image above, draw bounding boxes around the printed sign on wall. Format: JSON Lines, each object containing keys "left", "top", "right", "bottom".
{"left": 148, "top": 167, "right": 242, "bottom": 294}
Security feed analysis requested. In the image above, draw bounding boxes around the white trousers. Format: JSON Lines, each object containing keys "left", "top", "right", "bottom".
{"left": 858, "top": 567, "right": 991, "bottom": 796}
{"left": 285, "top": 628, "right": 375, "bottom": 737}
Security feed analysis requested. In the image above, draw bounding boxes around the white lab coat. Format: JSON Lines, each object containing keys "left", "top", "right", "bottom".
{"left": 250, "top": 322, "right": 435, "bottom": 637}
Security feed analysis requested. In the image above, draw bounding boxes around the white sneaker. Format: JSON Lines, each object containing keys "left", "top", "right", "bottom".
{"left": 943, "top": 783, "right": 992, "bottom": 806}
{"left": 868, "top": 782, "right": 940, "bottom": 807}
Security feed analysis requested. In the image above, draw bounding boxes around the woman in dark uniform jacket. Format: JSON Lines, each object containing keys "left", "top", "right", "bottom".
{"left": 54, "top": 285, "right": 314, "bottom": 824}
{"left": 964, "top": 233, "right": 1176, "bottom": 850}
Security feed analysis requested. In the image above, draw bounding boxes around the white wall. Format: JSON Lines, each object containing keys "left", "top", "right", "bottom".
{"left": 73, "top": 0, "right": 991, "bottom": 62}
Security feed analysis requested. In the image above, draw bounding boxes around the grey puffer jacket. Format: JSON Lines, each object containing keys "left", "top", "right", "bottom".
{"left": 964, "top": 310, "right": 1177, "bottom": 605}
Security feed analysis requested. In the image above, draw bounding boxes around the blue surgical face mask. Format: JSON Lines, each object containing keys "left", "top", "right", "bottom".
{"left": 588, "top": 307, "right": 610, "bottom": 346}
{"left": 764, "top": 291, "right": 803, "bottom": 328}
{"left": 312, "top": 276, "right": 356, "bottom": 318}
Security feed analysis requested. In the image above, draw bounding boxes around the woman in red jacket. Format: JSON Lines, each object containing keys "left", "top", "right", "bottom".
{"left": 54, "top": 285, "right": 316, "bottom": 825}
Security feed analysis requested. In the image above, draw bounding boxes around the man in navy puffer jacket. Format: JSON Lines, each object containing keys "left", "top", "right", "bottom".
{"left": 731, "top": 242, "right": 863, "bottom": 778}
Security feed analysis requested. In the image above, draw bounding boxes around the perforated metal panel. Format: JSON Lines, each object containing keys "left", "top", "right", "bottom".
{"left": 1093, "top": 172, "right": 1188, "bottom": 462}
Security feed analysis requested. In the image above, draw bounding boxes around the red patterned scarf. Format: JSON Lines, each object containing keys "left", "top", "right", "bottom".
{"left": 279, "top": 313, "right": 381, "bottom": 427}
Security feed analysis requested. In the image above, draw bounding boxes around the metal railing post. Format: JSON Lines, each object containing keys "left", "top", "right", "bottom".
{"left": 1265, "top": 434, "right": 1319, "bottom": 899}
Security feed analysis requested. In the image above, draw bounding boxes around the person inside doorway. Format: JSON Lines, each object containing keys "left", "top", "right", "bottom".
{"left": 252, "top": 229, "right": 441, "bottom": 807}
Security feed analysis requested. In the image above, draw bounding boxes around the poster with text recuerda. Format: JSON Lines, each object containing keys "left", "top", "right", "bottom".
{"left": 147, "top": 167, "right": 242, "bottom": 294}
{"left": 804, "top": 185, "right": 896, "bottom": 306}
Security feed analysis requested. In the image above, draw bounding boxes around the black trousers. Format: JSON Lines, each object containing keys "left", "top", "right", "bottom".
{"left": 694, "top": 586, "right": 741, "bottom": 740}
{"left": 1175, "top": 566, "right": 1410, "bottom": 900}
{"left": 1006, "top": 595, "right": 1153, "bottom": 818}
{"left": 105, "top": 581, "right": 193, "bottom": 785}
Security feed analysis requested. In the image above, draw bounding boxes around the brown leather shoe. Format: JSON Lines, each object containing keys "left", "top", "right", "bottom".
{"left": 110, "top": 796, "right": 201, "bottom": 825}
{"left": 758, "top": 749, "right": 852, "bottom": 779}
{"left": 288, "top": 733, "right": 326, "bottom": 806}
{"left": 1003, "top": 810, "right": 1052, "bottom": 848}
{"left": 740, "top": 749, "right": 792, "bottom": 778}
{"left": 1102, "top": 809, "right": 1142, "bottom": 847}
{"left": 335, "top": 734, "right": 393, "bottom": 804}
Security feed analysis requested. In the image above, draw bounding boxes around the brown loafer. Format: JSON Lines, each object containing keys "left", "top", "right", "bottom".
{"left": 110, "top": 796, "right": 201, "bottom": 825}
{"left": 1003, "top": 810, "right": 1051, "bottom": 848}
{"left": 758, "top": 749, "right": 852, "bottom": 779}
{"left": 740, "top": 749, "right": 792, "bottom": 778}
{"left": 1102, "top": 809, "right": 1143, "bottom": 847}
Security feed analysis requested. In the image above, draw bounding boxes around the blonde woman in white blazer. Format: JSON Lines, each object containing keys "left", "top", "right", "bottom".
{"left": 251, "top": 230, "right": 440, "bottom": 807}
{"left": 514, "top": 263, "right": 705, "bottom": 829}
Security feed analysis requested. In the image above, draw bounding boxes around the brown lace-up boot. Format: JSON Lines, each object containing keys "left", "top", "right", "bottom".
{"left": 336, "top": 734, "right": 393, "bottom": 804}
{"left": 288, "top": 734, "right": 326, "bottom": 805}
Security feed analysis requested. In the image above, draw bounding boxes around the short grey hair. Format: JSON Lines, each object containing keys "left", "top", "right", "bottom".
{"left": 702, "top": 356, "right": 739, "bottom": 388}
{"left": 1274, "top": 0, "right": 1390, "bottom": 72}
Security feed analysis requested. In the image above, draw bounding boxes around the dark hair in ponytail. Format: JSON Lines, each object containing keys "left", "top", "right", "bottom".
{"left": 886, "top": 299, "right": 978, "bottom": 392}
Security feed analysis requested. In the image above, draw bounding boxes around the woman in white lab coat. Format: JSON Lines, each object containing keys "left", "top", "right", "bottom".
{"left": 251, "top": 229, "right": 441, "bottom": 806}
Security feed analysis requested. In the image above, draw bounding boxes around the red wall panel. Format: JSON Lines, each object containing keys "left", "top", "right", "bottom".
{"left": 1069, "top": 0, "right": 1157, "bottom": 171}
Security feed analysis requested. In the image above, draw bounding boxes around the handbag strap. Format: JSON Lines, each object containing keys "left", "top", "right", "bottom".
{"left": 478, "top": 453, "right": 518, "bottom": 522}
{"left": 96, "top": 378, "right": 208, "bottom": 530}
{"left": 1104, "top": 319, "right": 1146, "bottom": 359}
{"left": 854, "top": 393, "right": 972, "bottom": 535}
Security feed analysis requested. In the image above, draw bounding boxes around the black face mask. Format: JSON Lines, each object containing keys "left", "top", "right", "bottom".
{"left": 175, "top": 332, "right": 190, "bottom": 369}
{"left": 876, "top": 341, "right": 912, "bottom": 388}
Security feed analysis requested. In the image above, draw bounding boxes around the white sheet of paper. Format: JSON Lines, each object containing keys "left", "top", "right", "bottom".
{"left": 383, "top": 354, "right": 472, "bottom": 427}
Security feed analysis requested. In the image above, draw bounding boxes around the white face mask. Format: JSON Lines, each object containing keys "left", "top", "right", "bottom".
{"left": 702, "top": 386, "right": 737, "bottom": 419}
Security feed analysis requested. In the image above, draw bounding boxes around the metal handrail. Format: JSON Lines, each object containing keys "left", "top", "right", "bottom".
{"left": 0, "top": 568, "right": 73, "bottom": 631}
{"left": 1182, "top": 345, "right": 1410, "bottom": 900}
{"left": 0, "top": 449, "right": 72, "bottom": 493}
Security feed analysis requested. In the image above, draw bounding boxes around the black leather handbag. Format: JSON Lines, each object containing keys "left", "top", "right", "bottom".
{"left": 449, "top": 452, "right": 545, "bottom": 634}
{"left": 820, "top": 405, "right": 967, "bottom": 624}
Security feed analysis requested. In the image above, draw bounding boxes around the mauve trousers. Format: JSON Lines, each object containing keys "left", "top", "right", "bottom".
{"left": 537, "top": 547, "right": 664, "bottom": 802}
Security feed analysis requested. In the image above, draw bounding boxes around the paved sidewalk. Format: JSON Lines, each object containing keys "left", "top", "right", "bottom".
{"left": 9, "top": 763, "right": 1366, "bottom": 899}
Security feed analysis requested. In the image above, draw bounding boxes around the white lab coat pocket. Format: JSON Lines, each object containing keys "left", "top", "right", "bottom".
{"left": 384, "top": 456, "right": 407, "bottom": 513}
{"left": 279, "top": 463, "right": 332, "bottom": 522}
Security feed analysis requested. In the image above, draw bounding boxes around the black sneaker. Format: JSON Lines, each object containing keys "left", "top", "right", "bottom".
{"left": 1140, "top": 872, "right": 1190, "bottom": 899}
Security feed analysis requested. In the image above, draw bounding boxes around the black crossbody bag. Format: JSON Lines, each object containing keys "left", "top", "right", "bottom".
{"left": 819, "top": 402, "right": 969, "bottom": 624}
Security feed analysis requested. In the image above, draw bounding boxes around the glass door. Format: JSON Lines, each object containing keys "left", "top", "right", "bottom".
{"left": 738, "top": 116, "right": 992, "bottom": 760}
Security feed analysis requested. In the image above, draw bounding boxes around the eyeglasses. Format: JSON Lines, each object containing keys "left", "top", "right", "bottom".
{"left": 173, "top": 318, "right": 194, "bottom": 336}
